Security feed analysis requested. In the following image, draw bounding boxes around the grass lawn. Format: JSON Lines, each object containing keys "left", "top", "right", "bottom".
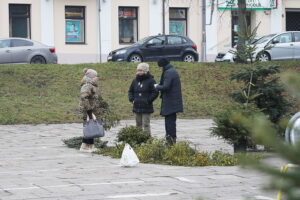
{"left": 0, "top": 61, "right": 300, "bottom": 124}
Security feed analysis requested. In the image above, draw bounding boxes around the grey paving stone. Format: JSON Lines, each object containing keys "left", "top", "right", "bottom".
{"left": 0, "top": 119, "right": 285, "bottom": 200}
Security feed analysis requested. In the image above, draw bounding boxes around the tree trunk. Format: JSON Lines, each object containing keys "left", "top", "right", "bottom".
{"left": 236, "top": 0, "right": 248, "bottom": 63}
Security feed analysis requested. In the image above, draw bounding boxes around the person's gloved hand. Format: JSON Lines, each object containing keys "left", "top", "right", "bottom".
{"left": 154, "top": 84, "right": 158, "bottom": 88}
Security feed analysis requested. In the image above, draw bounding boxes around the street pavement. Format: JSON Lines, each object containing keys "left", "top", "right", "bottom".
{"left": 0, "top": 119, "right": 285, "bottom": 200}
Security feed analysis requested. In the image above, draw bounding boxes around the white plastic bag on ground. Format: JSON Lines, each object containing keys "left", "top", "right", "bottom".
{"left": 120, "top": 143, "right": 140, "bottom": 167}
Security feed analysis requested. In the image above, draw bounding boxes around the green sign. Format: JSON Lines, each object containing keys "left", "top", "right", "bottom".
{"left": 218, "top": 0, "right": 277, "bottom": 10}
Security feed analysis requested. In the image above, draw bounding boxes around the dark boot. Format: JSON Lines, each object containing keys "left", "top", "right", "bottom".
{"left": 166, "top": 135, "right": 176, "bottom": 146}
{"left": 233, "top": 142, "right": 247, "bottom": 153}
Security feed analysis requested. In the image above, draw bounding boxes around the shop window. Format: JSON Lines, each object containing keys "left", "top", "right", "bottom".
{"left": 9, "top": 4, "right": 31, "bottom": 38}
{"left": 65, "top": 6, "right": 85, "bottom": 44}
{"left": 169, "top": 8, "right": 187, "bottom": 36}
{"left": 231, "top": 11, "right": 251, "bottom": 47}
{"left": 119, "top": 7, "right": 138, "bottom": 44}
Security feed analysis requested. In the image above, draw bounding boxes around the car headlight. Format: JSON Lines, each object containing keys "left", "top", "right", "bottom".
{"left": 116, "top": 49, "right": 127, "bottom": 55}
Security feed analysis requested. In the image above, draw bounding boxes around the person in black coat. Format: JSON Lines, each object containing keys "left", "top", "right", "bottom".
{"left": 128, "top": 63, "right": 159, "bottom": 134}
{"left": 155, "top": 58, "right": 183, "bottom": 145}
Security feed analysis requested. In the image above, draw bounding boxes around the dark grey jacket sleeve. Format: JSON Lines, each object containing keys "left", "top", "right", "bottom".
{"left": 156, "top": 71, "right": 172, "bottom": 91}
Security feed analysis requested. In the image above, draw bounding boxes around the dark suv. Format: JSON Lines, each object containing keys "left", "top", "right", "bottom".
{"left": 107, "top": 35, "right": 199, "bottom": 62}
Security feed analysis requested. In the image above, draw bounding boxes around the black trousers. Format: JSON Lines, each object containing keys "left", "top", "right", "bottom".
{"left": 165, "top": 113, "right": 177, "bottom": 138}
{"left": 82, "top": 138, "right": 94, "bottom": 144}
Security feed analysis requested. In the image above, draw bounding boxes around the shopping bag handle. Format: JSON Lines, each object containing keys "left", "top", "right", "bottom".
{"left": 92, "top": 113, "right": 97, "bottom": 120}
{"left": 87, "top": 113, "right": 97, "bottom": 121}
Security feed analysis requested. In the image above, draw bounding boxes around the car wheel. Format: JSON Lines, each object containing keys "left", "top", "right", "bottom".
{"left": 183, "top": 53, "right": 195, "bottom": 62}
{"left": 257, "top": 52, "right": 270, "bottom": 62}
{"left": 30, "top": 56, "right": 46, "bottom": 64}
{"left": 129, "top": 54, "right": 142, "bottom": 62}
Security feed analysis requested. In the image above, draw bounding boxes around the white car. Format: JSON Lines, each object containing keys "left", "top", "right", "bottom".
{"left": 216, "top": 31, "right": 300, "bottom": 62}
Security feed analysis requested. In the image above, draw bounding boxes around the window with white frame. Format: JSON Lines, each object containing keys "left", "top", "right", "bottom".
{"left": 169, "top": 8, "right": 187, "bottom": 36}
{"left": 119, "top": 7, "right": 138, "bottom": 44}
{"left": 65, "top": 6, "right": 85, "bottom": 44}
{"left": 9, "top": 4, "right": 31, "bottom": 38}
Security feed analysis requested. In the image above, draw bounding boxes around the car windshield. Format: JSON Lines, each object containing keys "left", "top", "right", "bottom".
{"left": 255, "top": 34, "right": 276, "bottom": 44}
{"left": 134, "top": 36, "right": 153, "bottom": 45}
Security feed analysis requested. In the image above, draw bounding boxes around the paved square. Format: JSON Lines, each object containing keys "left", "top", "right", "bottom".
{"left": 0, "top": 119, "right": 284, "bottom": 200}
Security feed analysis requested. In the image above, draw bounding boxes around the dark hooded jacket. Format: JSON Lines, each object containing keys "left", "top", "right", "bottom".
{"left": 128, "top": 73, "right": 159, "bottom": 113}
{"left": 156, "top": 64, "right": 183, "bottom": 116}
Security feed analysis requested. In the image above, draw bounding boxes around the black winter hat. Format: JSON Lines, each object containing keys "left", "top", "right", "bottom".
{"left": 157, "top": 58, "right": 170, "bottom": 67}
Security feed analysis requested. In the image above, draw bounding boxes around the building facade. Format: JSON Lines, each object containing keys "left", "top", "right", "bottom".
{"left": 0, "top": 0, "right": 300, "bottom": 63}
{"left": 206, "top": 0, "right": 300, "bottom": 61}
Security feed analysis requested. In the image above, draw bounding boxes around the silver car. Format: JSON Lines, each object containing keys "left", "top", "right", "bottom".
{"left": 0, "top": 38, "right": 57, "bottom": 64}
{"left": 216, "top": 31, "right": 300, "bottom": 62}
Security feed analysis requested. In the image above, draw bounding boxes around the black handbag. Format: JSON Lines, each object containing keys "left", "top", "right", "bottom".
{"left": 83, "top": 114, "right": 105, "bottom": 139}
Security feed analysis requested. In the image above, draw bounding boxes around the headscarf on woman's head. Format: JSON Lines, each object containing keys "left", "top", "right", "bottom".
{"left": 83, "top": 68, "right": 98, "bottom": 79}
